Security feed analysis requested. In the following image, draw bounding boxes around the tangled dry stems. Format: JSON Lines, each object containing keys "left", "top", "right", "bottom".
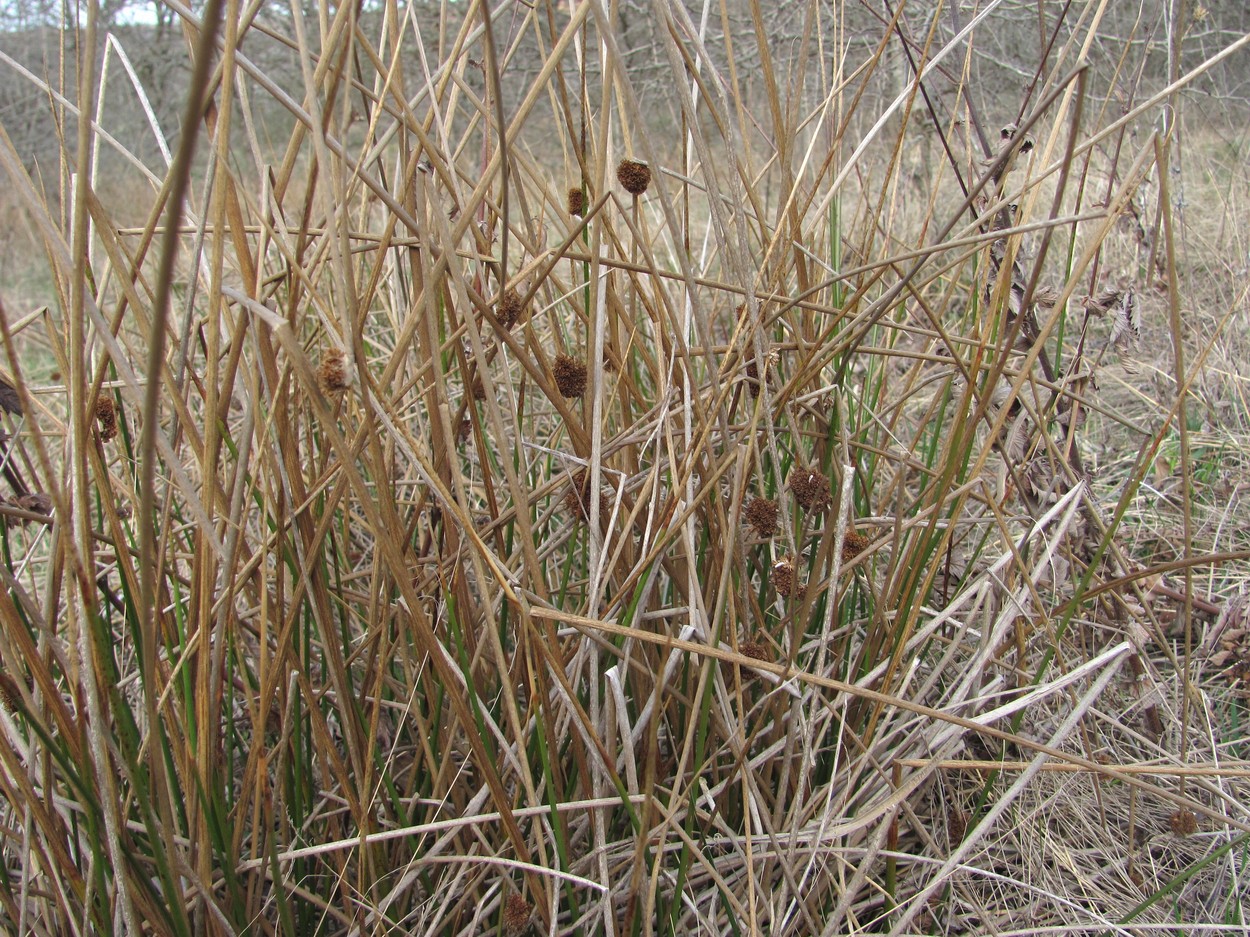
{"left": 0, "top": 1, "right": 1245, "bottom": 935}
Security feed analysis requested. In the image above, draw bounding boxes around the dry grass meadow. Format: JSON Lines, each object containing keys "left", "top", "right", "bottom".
{"left": 0, "top": 0, "right": 1249, "bottom": 934}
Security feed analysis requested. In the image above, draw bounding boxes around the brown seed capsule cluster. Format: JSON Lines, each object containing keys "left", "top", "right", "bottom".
{"left": 563, "top": 469, "right": 610, "bottom": 524}
{"left": 744, "top": 360, "right": 762, "bottom": 398}
{"left": 94, "top": 396, "right": 119, "bottom": 441}
{"left": 498, "top": 288, "right": 525, "bottom": 329}
{"left": 0, "top": 491, "right": 53, "bottom": 528}
{"left": 770, "top": 557, "right": 796, "bottom": 596}
{"left": 740, "top": 639, "right": 770, "bottom": 663}
{"left": 744, "top": 496, "right": 779, "bottom": 539}
{"left": 841, "top": 531, "right": 870, "bottom": 564}
{"left": 790, "top": 468, "right": 831, "bottom": 513}
{"left": 946, "top": 807, "right": 969, "bottom": 843}
{"left": 553, "top": 354, "right": 588, "bottom": 398}
{"left": 567, "top": 187, "right": 586, "bottom": 216}
{"left": 503, "top": 893, "right": 531, "bottom": 935}
{"left": 617, "top": 159, "right": 651, "bottom": 196}
{"left": 15, "top": 493, "right": 51, "bottom": 518}
{"left": 1169, "top": 808, "right": 1198, "bottom": 837}
{"left": 319, "top": 348, "right": 350, "bottom": 392}
{"left": 0, "top": 672, "right": 21, "bottom": 712}
{"left": 0, "top": 376, "right": 21, "bottom": 415}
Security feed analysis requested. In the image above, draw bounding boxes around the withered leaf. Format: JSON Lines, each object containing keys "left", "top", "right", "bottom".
{"left": 1105, "top": 289, "right": 1141, "bottom": 373}
{"left": 1083, "top": 289, "right": 1123, "bottom": 316}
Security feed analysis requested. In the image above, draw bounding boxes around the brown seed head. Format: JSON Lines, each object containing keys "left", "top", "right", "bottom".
{"left": 740, "top": 639, "right": 770, "bottom": 663}
{"left": 94, "top": 396, "right": 119, "bottom": 441}
{"left": 0, "top": 673, "right": 21, "bottom": 712}
{"left": 947, "top": 807, "right": 969, "bottom": 843}
{"left": 841, "top": 532, "right": 870, "bottom": 564}
{"left": 744, "top": 497, "right": 779, "bottom": 539}
{"left": 563, "top": 471, "right": 587, "bottom": 518}
{"left": 742, "top": 345, "right": 779, "bottom": 397}
{"left": 617, "top": 159, "right": 651, "bottom": 196}
{"left": 770, "top": 557, "right": 796, "bottom": 597}
{"left": 498, "top": 288, "right": 525, "bottom": 329}
{"left": 553, "top": 354, "right": 588, "bottom": 398}
{"left": 0, "top": 376, "right": 21, "bottom": 415}
{"left": 790, "top": 468, "right": 832, "bottom": 513}
{"left": 319, "top": 348, "right": 350, "bottom": 392}
{"left": 503, "top": 893, "right": 531, "bottom": 935}
{"left": 470, "top": 375, "right": 487, "bottom": 401}
{"left": 567, "top": 187, "right": 587, "bottom": 216}
{"left": 15, "top": 493, "right": 52, "bottom": 521}
{"left": 744, "top": 360, "right": 762, "bottom": 398}
{"left": 563, "top": 469, "right": 610, "bottom": 524}
{"left": 1169, "top": 808, "right": 1198, "bottom": 837}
